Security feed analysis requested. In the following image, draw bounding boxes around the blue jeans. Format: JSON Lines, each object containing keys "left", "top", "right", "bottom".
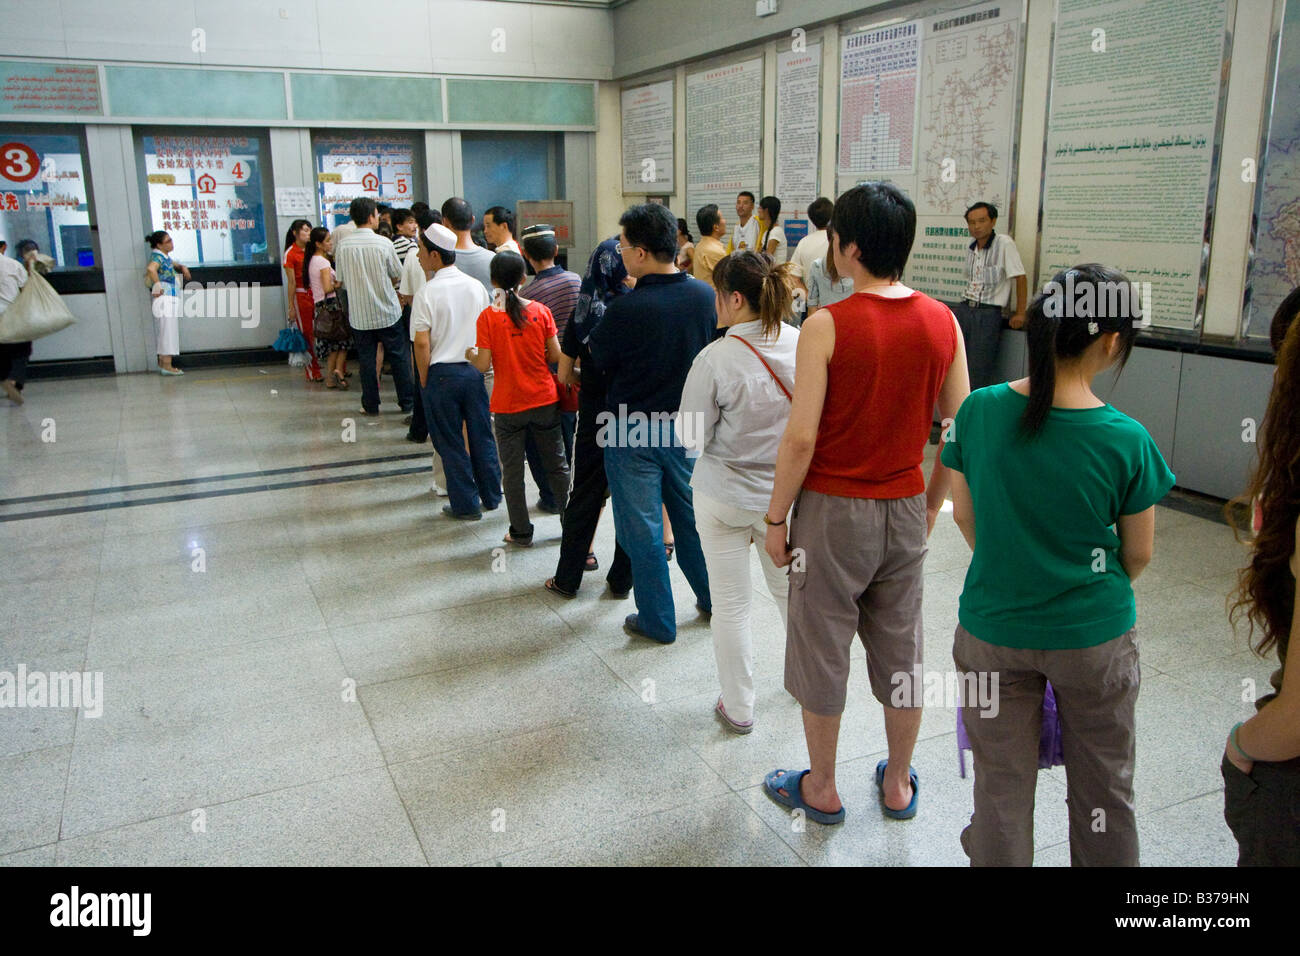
{"left": 423, "top": 362, "right": 502, "bottom": 515}
{"left": 604, "top": 440, "right": 711, "bottom": 641}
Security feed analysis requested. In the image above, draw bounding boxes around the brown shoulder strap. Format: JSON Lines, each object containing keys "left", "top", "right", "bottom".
{"left": 730, "top": 334, "right": 792, "bottom": 401}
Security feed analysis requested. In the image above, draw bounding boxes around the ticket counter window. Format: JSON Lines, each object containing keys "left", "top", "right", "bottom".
{"left": 312, "top": 133, "right": 425, "bottom": 228}
{"left": 138, "top": 131, "right": 272, "bottom": 266}
{"left": 0, "top": 129, "right": 97, "bottom": 271}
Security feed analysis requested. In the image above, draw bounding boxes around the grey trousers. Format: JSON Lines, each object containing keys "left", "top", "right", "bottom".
{"left": 953, "top": 624, "right": 1141, "bottom": 867}
{"left": 951, "top": 302, "right": 1004, "bottom": 391}
{"left": 494, "top": 402, "right": 570, "bottom": 539}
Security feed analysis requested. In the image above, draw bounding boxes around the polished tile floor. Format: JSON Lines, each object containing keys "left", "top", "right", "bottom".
{"left": 0, "top": 365, "right": 1268, "bottom": 866}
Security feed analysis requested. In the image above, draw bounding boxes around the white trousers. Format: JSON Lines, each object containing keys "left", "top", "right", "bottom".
{"left": 693, "top": 489, "right": 790, "bottom": 723}
{"left": 153, "top": 294, "right": 180, "bottom": 357}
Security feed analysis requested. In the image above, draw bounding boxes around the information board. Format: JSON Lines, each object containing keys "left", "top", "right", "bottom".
{"left": 621, "top": 80, "right": 674, "bottom": 195}
{"left": 776, "top": 43, "right": 822, "bottom": 218}
{"left": 1038, "top": 0, "right": 1228, "bottom": 330}
{"left": 685, "top": 57, "right": 763, "bottom": 217}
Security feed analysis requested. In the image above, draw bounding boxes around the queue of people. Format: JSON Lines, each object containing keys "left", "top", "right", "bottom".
{"left": 8, "top": 178, "right": 1294, "bottom": 870}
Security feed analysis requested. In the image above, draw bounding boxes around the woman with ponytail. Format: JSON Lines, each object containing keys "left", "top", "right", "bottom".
{"left": 466, "top": 250, "right": 570, "bottom": 546}
{"left": 282, "top": 218, "right": 323, "bottom": 382}
{"left": 678, "top": 250, "right": 800, "bottom": 733}
{"left": 1222, "top": 285, "right": 1300, "bottom": 865}
{"left": 303, "top": 226, "right": 351, "bottom": 388}
{"left": 941, "top": 263, "right": 1175, "bottom": 865}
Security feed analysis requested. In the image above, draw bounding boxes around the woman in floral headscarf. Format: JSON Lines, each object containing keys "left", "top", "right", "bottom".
{"left": 545, "top": 236, "right": 636, "bottom": 598}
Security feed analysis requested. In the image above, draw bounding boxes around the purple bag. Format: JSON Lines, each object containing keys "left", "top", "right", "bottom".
{"left": 956, "top": 681, "right": 1065, "bottom": 778}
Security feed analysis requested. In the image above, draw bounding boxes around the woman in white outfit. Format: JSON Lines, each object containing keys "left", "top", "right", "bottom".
{"left": 145, "top": 230, "right": 190, "bottom": 375}
{"left": 679, "top": 250, "right": 800, "bottom": 733}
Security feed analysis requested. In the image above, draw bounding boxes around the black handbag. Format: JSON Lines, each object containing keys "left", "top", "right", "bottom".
{"left": 313, "top": 294, "right": 350, "bottom": 342}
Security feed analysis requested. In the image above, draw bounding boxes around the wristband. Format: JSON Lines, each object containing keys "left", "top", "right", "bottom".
{"left": 1230, "top": 721, "right": 1259, "bottom": 763}
{"left": 763, "top": 513, "right": 786, "bottom": 526}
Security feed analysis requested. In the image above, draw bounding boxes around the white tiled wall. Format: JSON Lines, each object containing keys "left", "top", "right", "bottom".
{"left": 0, "top": 0, "right": 615, "bottom": 80}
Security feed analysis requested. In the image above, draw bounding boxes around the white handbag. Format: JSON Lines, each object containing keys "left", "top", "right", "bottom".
{"left": 0, "top": 269, "right": 76, "bottom": 343}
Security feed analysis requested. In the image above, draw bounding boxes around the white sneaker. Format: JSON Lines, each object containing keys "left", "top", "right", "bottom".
{"left": 431, "top": 483, "right": 449, "bottom": 497}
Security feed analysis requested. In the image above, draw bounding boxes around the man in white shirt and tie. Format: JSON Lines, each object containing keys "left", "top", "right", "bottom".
{"left": 411, "top": 221, "right": 502, "bottom": 520}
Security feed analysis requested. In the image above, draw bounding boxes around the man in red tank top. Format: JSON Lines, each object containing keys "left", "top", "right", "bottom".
{"left": 760, "top": 183, "right": 970, "bottom": 825}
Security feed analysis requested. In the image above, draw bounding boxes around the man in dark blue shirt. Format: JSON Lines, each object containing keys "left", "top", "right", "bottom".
{"left": 588, "top": 203, "right": 715, "bottom": 643}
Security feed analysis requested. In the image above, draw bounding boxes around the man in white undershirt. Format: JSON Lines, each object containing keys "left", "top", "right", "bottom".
{"left": 729, "top": 191, "right": 759, "bottom": 254}
{"left": 484, "top": 206, "right": 521, "bottom": 256}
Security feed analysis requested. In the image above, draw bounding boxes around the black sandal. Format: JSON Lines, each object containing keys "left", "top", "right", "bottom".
{"left": 544, "top": 577, "right": 577, "bottom": 599}
{"left": 664, "top": 542, "right": 675, "bottom": 562}
{"left": 584, "top": 553, "right": 599, "bottom": 572}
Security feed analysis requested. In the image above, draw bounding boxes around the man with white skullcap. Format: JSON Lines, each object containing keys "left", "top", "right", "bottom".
{"left": 411, "top": 221, "right": 502, "bottom": 519}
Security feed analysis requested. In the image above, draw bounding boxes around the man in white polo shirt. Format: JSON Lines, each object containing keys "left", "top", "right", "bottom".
{"left": 952, "top": 201, "right": 1027, "bottom": 391}
{"left": 411, "top": 221, "right": 501, "bottom": 520}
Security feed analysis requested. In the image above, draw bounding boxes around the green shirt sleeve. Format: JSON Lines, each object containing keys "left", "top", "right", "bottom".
{"left": 1119, "top": 426, "right": 1176, "bottom": 515}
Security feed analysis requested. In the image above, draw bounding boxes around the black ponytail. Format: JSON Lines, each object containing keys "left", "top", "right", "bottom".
{"left": 302, "top": 226, "right": 329, "bottom": 292}
{"left": 504, "top": 288, "right": 527, "bottom": 329}
{"left": 284, "top": 218, "right": 310, "bottom": 254}
{"left": 1021, "top": 309, "right": 1061, "bottom": 436}
{"left": 1020, "top": 263, "right": 1143, "bottom": 438}
{"left": 145, "top": 230, "right": 168, "bottom": 249}
{"left": 490, "top": 251, "right": 528, "bottom": 330}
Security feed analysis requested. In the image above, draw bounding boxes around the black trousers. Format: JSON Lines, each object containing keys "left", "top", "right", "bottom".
{"left": 1222, "top": 754, "right": 1300, "bottom": 865}
{"left": 552, "top": 383, "right": 632, "bottom": 594}
{"left": 406, "top": 316, "right": 428, "bottom": 441}
{"left": 0, "top": 341, "right": 32, "bottom": 387}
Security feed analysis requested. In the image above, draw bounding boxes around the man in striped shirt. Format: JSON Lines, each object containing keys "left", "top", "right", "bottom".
{"left": 334, "top": 197, "right": 416, "bottom": 416}
{"left": 522, "top": 223, "right": 581, "bottom": 489}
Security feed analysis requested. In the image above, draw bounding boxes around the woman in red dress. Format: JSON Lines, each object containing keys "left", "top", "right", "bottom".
{"left": 282, "top": 219, "right": 323, "bottom": 382}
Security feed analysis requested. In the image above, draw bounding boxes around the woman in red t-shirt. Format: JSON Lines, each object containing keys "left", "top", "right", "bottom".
{"left": 466, "top": 251, "right": 571, "bottom": 546}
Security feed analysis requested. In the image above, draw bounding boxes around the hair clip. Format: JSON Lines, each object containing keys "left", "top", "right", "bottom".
{"left": 1087, "top": 321, "right": 1099, "bottom": 335}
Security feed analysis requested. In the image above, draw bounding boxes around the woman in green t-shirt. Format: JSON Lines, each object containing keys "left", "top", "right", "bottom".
{"left": 940, "top": 263, "right": 1175, "bottom": 866}
{"left": 1223, "top": 284, "right": 1300, "bottom": 865}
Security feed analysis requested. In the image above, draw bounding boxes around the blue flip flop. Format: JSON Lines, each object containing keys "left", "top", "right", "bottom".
{"left": 763, "top": 769, "right": 846, "bottom": 825}
{"left": 875, "top": 759, "right": 919, "bottom": 820}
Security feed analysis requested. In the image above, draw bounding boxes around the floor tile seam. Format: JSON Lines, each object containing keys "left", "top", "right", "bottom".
{"left": 380, "top": 761, "right": 436, "bottom": 867}
{"left": 0, "top": 841, "right": 57, "bottom": 861}
{"left": 54, "top": 733, "right": 77, "bottom": 845}
{"left": 66, "top": 671, "right": 381, "bottom": 735}
{"left": 1150, "top": 668, "right": 1264, "bottom": 712}
{"left": 51, "top": 760, "right": 393, "bottom": 850}
{"left": 81, "top": 622, "right": 333, "bottom": 672}
{"left": 732, "top": 781, "right": 825, "bottom": 866}
{"left": 322, "top": 609, "right": 398, "bottom": 821}
{"left": 283, "top": 518, "right": 336, "bottom": 649}
{"left": 1135, "top": 787, "right": 1227, "bottom": 819}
